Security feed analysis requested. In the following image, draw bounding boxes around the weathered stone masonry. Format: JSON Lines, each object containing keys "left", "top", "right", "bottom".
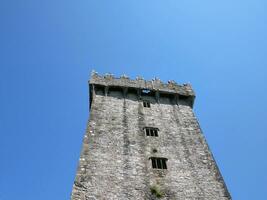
{"left": 71, "top": 72, "right": 231, "bottom": 200}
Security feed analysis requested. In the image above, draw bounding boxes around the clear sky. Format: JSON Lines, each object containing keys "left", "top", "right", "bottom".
{"left": 0, "top": 0, "right": 266, "bottom": 199}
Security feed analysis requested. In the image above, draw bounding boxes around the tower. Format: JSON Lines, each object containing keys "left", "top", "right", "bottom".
{"left": 71, "top": 72, "right": 231, "bottom": 200}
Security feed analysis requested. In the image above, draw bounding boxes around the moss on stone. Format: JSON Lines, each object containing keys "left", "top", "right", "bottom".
{"left": 150, "top": 185, "right": 164, "bottom": 198}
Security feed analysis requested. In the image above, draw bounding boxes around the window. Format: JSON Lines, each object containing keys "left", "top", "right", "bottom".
{"left": 143, "top": 101, "right": 151, "bottom": 108}
{"left": 150, "top": 157, "right": 167, "bottom": 169}
{"left": 144, "top": 127, "right": 158, "bottom": 137}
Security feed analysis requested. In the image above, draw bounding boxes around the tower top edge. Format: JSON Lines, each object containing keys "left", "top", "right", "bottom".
{"left": 89, "top": 71, "right": 195, "bottom": 97}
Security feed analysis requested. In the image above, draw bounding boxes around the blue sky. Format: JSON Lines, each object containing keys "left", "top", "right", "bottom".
{"left": 0, "top": 0, "right": 266, "bottom": 199}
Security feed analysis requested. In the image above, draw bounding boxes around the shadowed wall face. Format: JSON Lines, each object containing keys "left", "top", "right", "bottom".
{"left": 71, "top": 73, "right": 231, "bottom": 200}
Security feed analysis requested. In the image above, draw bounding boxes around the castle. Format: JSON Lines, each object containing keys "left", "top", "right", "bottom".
{"left": 71, "top": 71, "right": 231, "bottom": 200}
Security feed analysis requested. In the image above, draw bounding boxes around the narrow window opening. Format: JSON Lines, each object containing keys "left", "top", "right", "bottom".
{"left": 162, "top": 160, "right": 167, "bottom": 169}
{"left": 144, "top": 127, "right": 159, "bottom": 137}
{"left": 155, "top": 130, "right": 158, "bottom": 137}
{"left": 150, "top": 157, "right": 167, "bottom": 169}
{"left": 151, "top": 158, "right": 157, "bottom": 168}
{"left": 146, "top": 129, "right": 150, "bottom": 136}
{"left": 151, "top": 129, "right": 154, "bottom": 136}
{"left": 143, "top": 101, "right": 151, "bottom": 108}
{"left": 157, "top": 159, "right": 161, "bottom": 168}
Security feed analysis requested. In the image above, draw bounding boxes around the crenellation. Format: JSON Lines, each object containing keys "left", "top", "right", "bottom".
{"left": 90, "top": 73, "right": 195, "bottom": 109}
{"left": 90, "top": 72, "right": 195, "bottom": 99}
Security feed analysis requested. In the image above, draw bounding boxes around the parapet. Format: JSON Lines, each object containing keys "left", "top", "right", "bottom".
{"left": 89, "top": 71, "right": 195, "bottom": 108}
{"left": 90, "top": 71, "right": 195, "bottom": 96}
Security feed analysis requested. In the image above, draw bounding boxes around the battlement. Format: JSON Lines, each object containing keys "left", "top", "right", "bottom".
{"left": 89, "top": 71, "right": 195, "bottom": 98}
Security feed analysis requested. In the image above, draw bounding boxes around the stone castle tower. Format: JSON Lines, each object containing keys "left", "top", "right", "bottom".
{"left": 71, "top": 72, "right": 231, "bottom": 200}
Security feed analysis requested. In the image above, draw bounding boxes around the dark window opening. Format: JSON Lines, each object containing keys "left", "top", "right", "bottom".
{"left": 150, "top": 157, "right": 167, "bottom": 169}
{"left": 94, "top": 85, "right": 105, "bottom": 95}
{"left": 146, "top": 129, "right": 150, "bottom": 136}
{"left": 179, "top": 95, "right": 189, "bottom": 101}
{"left": 143, "top": 101, "right": 151, "bottom": 108}
{"left": 108, "top": 87, "right": 123, "bottom": 96}
{"left": 144, "top": 127, "right": 158, "bottom": 137}
{"left": 152, "top": 158, "right": 157, "bottom": 168}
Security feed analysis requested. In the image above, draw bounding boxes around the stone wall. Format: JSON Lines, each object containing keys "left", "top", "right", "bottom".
{"left": 89, "top": 72, "right": 195, "bottom": 98}
{"left": 70, "top": 74, "right": 231, "bottom": 200}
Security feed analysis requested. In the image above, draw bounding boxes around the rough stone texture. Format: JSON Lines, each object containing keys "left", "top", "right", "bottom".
{"left": 70, "top": 73, "right": 231, "bottom": 200}
{"left": 89, "top": 72, "right": 195, "bottom": 97}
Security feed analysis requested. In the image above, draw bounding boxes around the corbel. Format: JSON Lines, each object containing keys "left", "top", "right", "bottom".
{"left": 104, "top": 86, "right": 109, "bottom": 96}
{"left": 155, "top": 90, "right": 160, "bottom": 103}
{"left": 122, "top": 87, "right": 128, "bottom": 98}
